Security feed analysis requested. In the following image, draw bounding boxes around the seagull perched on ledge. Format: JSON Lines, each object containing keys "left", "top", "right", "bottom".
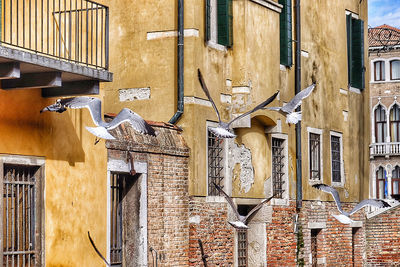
{"left": 198, "top": 69, "right": 279, "bottom": 138}
{"left": 312, "top": 183, "right": 390, "bottom": 224}
{"left": 264, "top": 83, "right": 315, "bottom": 124}
{"left": 214, "top": 182, "right": 274, "bottom": 229}
{"left": 41, "top": 97, "right": 156, "bottom": 141}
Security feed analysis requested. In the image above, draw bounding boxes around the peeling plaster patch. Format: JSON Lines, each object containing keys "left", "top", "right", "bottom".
{"left": 301, "top": 50, "right": 309, "bottom": 58}
{"left": 343, "top": 110, "right": 348, "bottom": 121}
{"left": 339, "top": 88, "right": 348, "bottom": 95}
{"left": 231, "top": 113, "right": 250, "bottom": 128}
{"left": 385, "top": 90, "right": 391, "bottom": 94}
{"left": 184, "top": 96, "right": 212, "bottom": 107}
{"left": 147, "top": 28, "right": 199, "bottom": 40}
{"left": 119, "top": 87, "right": 150, "bottom": 102}
{"left": 232, "top": 86, "right": 251, "bottom": 94}
{"left": 220, "top": 93, "right": 232, "bottom": 104}
{"left": 230, "top": 143, "right": 254, "bottom": 193}
{"left": 189, "top": 215, "right": 201, "bottom": 225}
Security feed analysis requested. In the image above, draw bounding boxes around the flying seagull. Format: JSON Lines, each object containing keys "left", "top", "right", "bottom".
{"left": 214, "top": 182, "right": 274, "bottom": 229}
{"left": 264, "top": 83, "right": 316, "bottom": 124}
{"left": 41, "top": 96, "right": 156, "bottom": 140}
{"left": 198, "top": 69, "right": 279, "bottom": 138}
{"left": 312, "top": 183, "right": 390, "bottom": 224}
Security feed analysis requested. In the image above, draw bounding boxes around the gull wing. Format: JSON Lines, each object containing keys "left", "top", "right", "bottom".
{"left": 349, "top": 199, "right": 390, "bottom": 215}
{"left": 213, "top": 182, "right": 241, "bottom": 220}
{"left": 198, "top": 69, "right": 221, "bottom": 123}
{"left": 244, "top": 194, "right": 275, "bottom": 224}
{"left": 62, "top": 97, "right": 103, "bottom": 126}
{"left": 106, "top": 108, "right": 156, "bottom": 136}
{"left": 281, "top": 84, "right": 315, "bottom": 114}
{"left": 312, "top": 183, "right": 344, "bottom": 214}
{"left": 228, "top": 91, "right": 279, "bottom": 127}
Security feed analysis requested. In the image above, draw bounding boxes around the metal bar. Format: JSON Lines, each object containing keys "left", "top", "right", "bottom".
{"left": 22, "top": 170, "right": 26, "bottom": 267}
{"left": 42, "top": 0, "right": 44, "bottom": 52}
{"left": 96, "top": 3, "right": 98, "bottom": 67}
{"left": 80, "top": 0, "right": 82, "bottom": 63}
{"left": 58, "top": 0, "right": 61, "bottom": 58}
{"left": 4, "top": 251, "right": 36, "bottom": 255}
{"left": 36, "top": 0, "right": 38, "bottom": 51}
{"left": 30, "top": 0, "right": 32, "bottom": 49}
{"left": 90, "top": 1, "right": 93, "bottom": 65}
{"left": 101, "top": 7, "right": 103, "bottom": 67}
{"left": 23, "top": 0, "right": 25, "bottom": 47}
{"left": 86, "top": 0, "right": 88, "bottom": 64}
{"left": 16, "top": 169, "right": 20, "bottom": 266}
{"left": 69, "top": 0, "right": 72, "bottom": 60}
{"left": 105, "top": 6, "right": 109, "bottom": 69}
{"left": 11, "top": 170, "right": 14, "bottom": 267}
{"left": 17, "top": 0, "right": 19, "bottom": 46}
{"left": 4, "top": 181, "right": 35, "bottom": 186}
{"left": 6, "top": 178, "right": 9, "bottom": 267}
{"left": 75, "top": 0, "right": 78, "bottom": 62}
{"left": 64, "top": 0, "right": 66, "bottom": 57}
{"left": 48, "top": 0, "right": 50, "bottom": 53}
{"left": 3, "top": 0, "right": 6, "bottom": 42}
{"left": 53, "top": 0, "right": 55, "bottom": 56}
{"left": 10, "top": 0, "right": 12, "bottom": 44}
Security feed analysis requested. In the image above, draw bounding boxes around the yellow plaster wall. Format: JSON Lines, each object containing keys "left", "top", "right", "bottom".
{"left": 0, "top": 89, "right": 107, "bottom": 267}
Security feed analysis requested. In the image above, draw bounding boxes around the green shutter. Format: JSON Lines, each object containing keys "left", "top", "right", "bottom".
{"left": 205, "top": 0, "right": 211, "bottom": 42}
{"left": 279, "top": 0, "right": 292, "bottom": 66}
{"left": 351, "top": 18, "right": 365, "bottom": 89}
{"left": 346, "top": 14, "right": 352, "bottom": 86}
{"left": 217, "top": 0, "right": 233, "bottom": 47}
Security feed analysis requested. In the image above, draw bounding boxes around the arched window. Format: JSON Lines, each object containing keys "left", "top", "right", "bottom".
{"left": 390, "top": 60, "right": 400, "bottom": 80}
{"left": 391, "top": 104, "right": 400, "bottom": 142}
{"left": 376, "top": 166, "right": 386, "bottom": 199}
{"left": 392, "top": 166, "right": 400, "bottom": 195}
{"left": 375, "top": 105, "right": 387, "bottom": 143}
{"left": 374, "top": 61, "right": 385, "bottom": 81}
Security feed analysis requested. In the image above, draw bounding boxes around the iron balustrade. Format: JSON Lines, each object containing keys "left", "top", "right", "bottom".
{"left": 0, "top": 0, "right": 109, "bottom": 70}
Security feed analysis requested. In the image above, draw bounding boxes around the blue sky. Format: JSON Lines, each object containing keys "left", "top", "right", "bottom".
{"left": 369, "top": 0, "right": 400, "bottom": 28}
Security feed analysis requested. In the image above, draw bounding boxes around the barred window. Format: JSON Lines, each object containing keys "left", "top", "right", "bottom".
{"left": 237, "top": 229, "right": 248, "bottom": 267}
{"left": 310, "top": 133, "right": 321, "bottom": 181}
{"left": 272, "top": 138, "right": 285, "bottom": 198}
{"left": 207, "top": 129, "right": 225, "bottom": 196}
{"left": 2, "top": 163, "right": 43, "bottom": 267}
{"left": 110, "top": 172, "right": 124, "bottom": 266}
{"left": 331, "top": 136, "right": 341, "bottom": 183}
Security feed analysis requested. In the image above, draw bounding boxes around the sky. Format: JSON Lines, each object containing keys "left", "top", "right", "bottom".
{"left": 369, "top": 0, "right": 400, "bottom": 28}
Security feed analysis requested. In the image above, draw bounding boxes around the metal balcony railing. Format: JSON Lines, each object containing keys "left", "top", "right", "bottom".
{"left": 0, "top": 0, "right": 109, "bottom": 70}
{"left": 370, "top": 142, "right": 400, "bottom": 157}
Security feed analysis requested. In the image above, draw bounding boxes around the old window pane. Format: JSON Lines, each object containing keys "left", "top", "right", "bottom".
{"left": 390, "top": 105, "right": 400, "bottom": 142}
{"left": 331, "top": 136, "right": 341, "bottom": 183}
{"left": 310, "top": 133, "right": 321, "bottom": 181}
{"left": 376, "top": 167, "right": 386, "bottom": 199}
{"left": 375, "top": 105, "right": 387, "bottom": 143}
{"left": 272, "top": 138, "right": 285, "bottom": 198}
{"left": 392, "top": 166, "right": 400, "bottom": 195}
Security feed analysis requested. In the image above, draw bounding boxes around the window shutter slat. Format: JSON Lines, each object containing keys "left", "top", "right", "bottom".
{"left": 346, "top": 14, "right": 352, "bottom": 86}
{"left": 351, "top": 18, "right": 364, "bottom": 89}
{"left": 279, "top": 0, "right": 292, "bottom": 66}
{"left": 217, "top": 0, "right": 233, "bottom": 47}
{"left": 205, "top": 0, "right": 211, "bottom": 42}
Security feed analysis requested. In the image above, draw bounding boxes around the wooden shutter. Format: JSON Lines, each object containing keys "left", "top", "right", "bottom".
{"left": 217, "top": 0, "right": 233, "bottom": 47}
{"left": 205, "top": 0, "right": 211, "bottom": 42}
{"left": 279, "top": 0, "right": 292, "bottom": 66}
{"left": 346, "top": 14, "right": 352, "bottom": 86}
{"left": 351, "top": 18, "right": 364, "bottom": 89}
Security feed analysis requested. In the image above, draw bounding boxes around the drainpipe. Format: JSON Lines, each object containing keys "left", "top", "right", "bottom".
{"left": 295, "top": 0, "right": 302, "bottom": 209}
{"left": 169, "top": 0, "right": 184, "bottom": 124}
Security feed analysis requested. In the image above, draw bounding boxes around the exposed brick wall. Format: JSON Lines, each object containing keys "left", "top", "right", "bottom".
{"left": 107, "top": 123, "right": 190, "bottom": 266}
{"left": 188, "top": 197, "right": 234, "bottom": 266}
{"left": 267, "top": 202, "right": 297, "bottom": 266}
{"left": 365, "top": 205, "right": 400, "bottom": 266}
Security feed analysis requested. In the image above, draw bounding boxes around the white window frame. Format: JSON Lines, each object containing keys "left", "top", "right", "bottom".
{"left": 206, "top": 121, "right": 229, "bottom": 202}
{"left": 206, "top": 0, "right": 227, "bottom": 52}
{"left": 370, "top": 57, "right": 400, "bottom": 83}
{"left": 270, "top": 133, "right": 289, "bottom": 206}
{"left": 307, "top": 127, "right": 323, "bottom": 184}
{"left": 330, "top": 131, "right": 345, "bottom": 187}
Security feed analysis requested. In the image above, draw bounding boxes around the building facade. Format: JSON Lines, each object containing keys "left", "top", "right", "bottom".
{"left": 369, "top": 24, "right": 400, "bottom": 201}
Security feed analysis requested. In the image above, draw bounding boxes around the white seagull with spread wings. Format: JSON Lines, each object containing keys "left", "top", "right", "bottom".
{"left": 264, "top": 83, "right": 315, "bottom": 124}
{"left": 313, "top": 183, "right": 390, "bottom": 224}
{"left": 41, "top": 96, "right": 156, "bottom": 140}
{"left": 198, "top": 69, "right": 279, "bottom": 138}
{"left": 214, "top": 182, "right": 274, "bottom": 229}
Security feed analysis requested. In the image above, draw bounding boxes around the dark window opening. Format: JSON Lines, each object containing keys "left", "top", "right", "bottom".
{"left": 393, "top": 166, "right": 400, "bottom": 195}
{"left": 311, "top": 229, "right": 321, "bottom": 267}
{"left": 352, "top": 227, "right": 361, "bottom": 266}
{"left": 309, "top": 133, "right": 321, "bottom": 181}
{"left": 272, "top": 138, "right": 285, "bottom": 198}
{"left": 346, "top": 14, "right": 365, "bottom": 90}
{"left": 208, "top": 129, "right": 225, "bottom": 196}
{"left": 331, "top": 135, "right": 341, "bottom": 183}
{"left": 3, "top": 164, "right": 42, "bottom": 267}
{"left": 390, "top": 105, "right": 400, "bottom": 142}
{"left": 375, "top": 105, "right": 387, "bottom": 143}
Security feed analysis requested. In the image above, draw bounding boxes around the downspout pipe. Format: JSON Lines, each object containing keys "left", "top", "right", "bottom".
{"left": 169, "top": 0, "right": 184, "bottom": 124}
{"left": 295, "top": 0, "right": 302, "bottom": 209}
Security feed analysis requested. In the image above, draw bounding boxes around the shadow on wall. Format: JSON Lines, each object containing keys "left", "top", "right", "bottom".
{"left": 0, "top": 89, "right": 85, "bottom": 165}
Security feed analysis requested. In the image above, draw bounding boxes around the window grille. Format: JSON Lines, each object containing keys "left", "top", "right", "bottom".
{"left": 272, "top": 138, "right": 285, "bottom": 198}
{"left": 331, "top": 136, "right": 341, "bottom": 183}
{"left": 110, "top": 172, "right": 125, "bottom": 266}
{"left": 208, "top": 129, "right": 224, "bottom": 196}
{"left": 3, "top": 164, "right": 40, "bottom": 267}
{"left": 309, "top": 133, "right": 321, "bottom": 181}
{"left": 237, "top": 229, "right": 248, "bottom": 267}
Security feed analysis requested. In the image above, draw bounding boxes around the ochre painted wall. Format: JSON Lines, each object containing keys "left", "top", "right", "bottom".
{"left": 0, "top": 89, "right": 107, "bottom": 266}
